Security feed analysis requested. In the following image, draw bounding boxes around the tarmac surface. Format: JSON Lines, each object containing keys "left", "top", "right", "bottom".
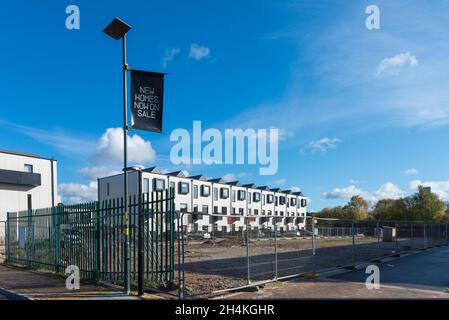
{"left": 331, "top": 246, "right": 449, "bottom": 292}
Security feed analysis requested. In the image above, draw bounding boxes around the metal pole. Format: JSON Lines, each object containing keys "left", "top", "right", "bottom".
{"left": 424, "top": 223, "right": 427, "bottom": 249}
{"left": 410, "top": 222, "right": 414, "bottom": 250}
{"left": 274, "top": 219, "right": 278, "bottom": 279}
{"left": 311, "top": 218, "right": 316, "bottom": 274}
{"left": 376, "top": 221, "right": 380, "bottom": 258}
{"left": 246, "top": 217, "right": 250, "bottom": 284}
{"left": 122, "top": 34, "right": 130, "bottom": 295}
{"left": 351, "top": 219, "right": 355, "bottom": 265}
{"left": 137, "top": 170, "right": 144, "bottom": 296}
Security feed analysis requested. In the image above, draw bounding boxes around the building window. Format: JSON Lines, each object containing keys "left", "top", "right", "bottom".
{"left": 254, "top": 209, "right": 259, "bottom": 215}
{"left": 253, "top": 192, "right": 261, "bottom": 202}
{"left": 232, "top": 207, "right": 236, "bottom": 214}
{"left": 248, "top": 209, "right": 251, "bottom": 215}
{"left": 178, "top": 182, "right": 189, "bottom": 195}
{"left": 222, "top": 207, "right": 227, "bottom": 215}
{"left": 248, "top": 193, "right": 252, "bottom": 204}
{"left": 153, "top": 178, "right": 165, "bottom": 191}
{"left": 193, "top": 185, "right": 198, "bottom": 199}
{"left": 301, "top": 199, "right": 307, "bottom": 207}
{"left": 214, "top": 188, "right": 218, "bottom": 201}
{"left": 24, "top": 164, "right": 33, "bottom": 173}
{"left": 232, "top": 190, "right": 236, "bottom": 202}
{"left": 202, "top": 225, "right": 208, "bottom": 232}
{"left": 143, "top": 178, "right": 149, "bottom": 194}
{"left": 180, "top": 203, "right": 188, "bottom": 213}
{"left": 291, "top": 198, "right": 297, "bottom": 206}
{"left": 202, "top": 205, "right": 209, "bottom": 214}
{"left": 275, "top": 197, "right": 278, "bottom": 206}
{"left": 279, "top": 196, "right": 286, "bottom": 205}
{"left": 213, "top": 206, "right": 218, "bottom": 213}
{"left": 220, "top": 188, "right": 229, "bottom": 199}
{"left": 262, "top": 210, "right": 265, "bottom": 215}
{"left": 107, "top": 183, "right": 110, "bottom": 196}
{"left": 268, "top": 210, "right": 272, "bottom": 216}
{"left": 262, "top": 195, "right": 266, "bottom": 205}
{"left": 201, "top": 185, "right": 210, "bottom": 197}
{"left": 193, "top": 205, "right": 198, "bottom": 212}
{"left": 267, "top": 195, "right": 274, "bottom": 204}
{"left": 237, "top": 190, "right": 246, "bottom": 201}
{"left": 239, "top": 208, "right": 244, "bottom": 215}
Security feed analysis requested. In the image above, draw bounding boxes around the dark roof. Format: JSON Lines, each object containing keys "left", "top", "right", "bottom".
{"left": 257, "top": 186, "right": 270, "bottom": 191}
{"left": 270, "top": 188, "right": 281, "bottom": 192}
{"left": 226, "top": 181, "right": 242, "bottom": 187}
{"left": 143, "top": 167, "right": 161, "bottom": 174}
{"left": 189, "top": 174, "right": 208, "bottom": 181}
{"left": 208, "top": 178, "right": 225, "bottom": 183}
{"left": 243, "top": 183, "right": 257, "bottom": 188}
{"left": 293, "top": 191, "right": 303, "bottom": 196}
{"left": 282, "top": 190, "right": 293, "bottom": 194}
{"left": 167, "top": 170, "right": 187, "bottom": 178}
{"left": 0, "top": 149, "right": 55, "bottom": 161}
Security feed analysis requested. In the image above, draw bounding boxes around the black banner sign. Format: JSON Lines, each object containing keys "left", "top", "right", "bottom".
{"left": 130, "top": 70, "right": 164, "bottom": 133}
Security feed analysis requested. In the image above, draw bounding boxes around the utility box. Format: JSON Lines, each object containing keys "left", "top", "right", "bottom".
{"left": 382, "top": 226, "right": 397, "bottom": 242}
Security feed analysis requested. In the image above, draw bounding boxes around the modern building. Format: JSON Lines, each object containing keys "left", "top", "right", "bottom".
{"left": 0, "top": 150, "right": 59, "bottom": 226}
{"left": 98, "top": 167, "right": 307, "bottom": 233}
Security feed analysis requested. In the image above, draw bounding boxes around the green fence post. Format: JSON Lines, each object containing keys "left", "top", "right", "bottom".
{"left": 169, "top": 187, "right": 175, "bottom": 284}
{"left": 54, "top": 205, "right": 61, "bottom": 273}
{"left": 95, "top": 201, "right": 101, "bottom": 280}
{"left": 27, "top": 209, "right": 32, "bottom": 267}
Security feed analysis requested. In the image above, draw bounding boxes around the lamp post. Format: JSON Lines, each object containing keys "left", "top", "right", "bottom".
{"left": 103, "top": 17, "right": 132, "bottom": 295}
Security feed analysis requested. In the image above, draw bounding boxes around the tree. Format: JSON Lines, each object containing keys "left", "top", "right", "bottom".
{"left": 345, "top": 195, "right": 369, "bottom": 220}
{"left": 404, "top": 186, "right": 445, "bottom": 222}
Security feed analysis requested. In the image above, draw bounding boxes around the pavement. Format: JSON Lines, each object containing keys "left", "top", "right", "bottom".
{"left": 216, "top": 246, "right": 449, "bottom": 299}
{"left": 0, "top": 264, "right": 167, "bottom": 300}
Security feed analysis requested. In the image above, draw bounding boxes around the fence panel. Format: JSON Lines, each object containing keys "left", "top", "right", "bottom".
{"left": 4, "top": 189, "right": 178, "bottom": 294}
{"left": 0, "top": 220, "right": 5, "bottom": 263}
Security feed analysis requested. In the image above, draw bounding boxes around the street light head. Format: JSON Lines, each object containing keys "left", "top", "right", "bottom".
{"left": 103, "top": 17, "right": 131, "bottom": 40}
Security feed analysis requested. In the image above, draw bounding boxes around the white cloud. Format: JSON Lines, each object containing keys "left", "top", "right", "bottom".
{"left": 377, "top": 52, "right": 418, "bottom": 75}
{"left": 58, "top": 182, "right": 97, "bottom": 204}
{"left": 92, "top": 128, "right": 156, "bottom": 166}
{"left": 162, "top": 48, "right": 180, "bottom": 68}
{"left": 408, "top": 180, "right": 449, "bottom": 200}
{"left": 79, "top": 166, "right": 121, "bottom": 181}
{"left": 403, "top": 168, "right": 419, "bottom": 176}
{"left": 189, "top": 43, "right": 210, "bottom": 60}
{"left": 291, "top": 186, "right": 301, "bottom": 193}
{"left": 302, "top": 137, "right": 342, "bottom": 154}
{"left": 222, "top": 172, "right": 248, "bottom": 182}
{"left": 322, "top": 182, "right": 405, "bottom": 203}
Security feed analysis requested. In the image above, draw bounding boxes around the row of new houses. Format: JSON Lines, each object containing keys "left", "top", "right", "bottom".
{"left": 98, "top": 167, "right": 308, "bottom": 232}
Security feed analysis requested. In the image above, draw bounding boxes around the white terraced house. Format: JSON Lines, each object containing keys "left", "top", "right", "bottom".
{"left": 98, "top": 167, "right": 308, "bottom": 233}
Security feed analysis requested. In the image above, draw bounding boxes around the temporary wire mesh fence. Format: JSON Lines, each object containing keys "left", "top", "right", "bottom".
{"left": 4, "top": 189, "right": 181, "bottom": 294}
{"left": 0, "top": 220, "right": 5, "bottom": 263}
{"left": 179, "top": 213, "right": 449, "bottom": 298}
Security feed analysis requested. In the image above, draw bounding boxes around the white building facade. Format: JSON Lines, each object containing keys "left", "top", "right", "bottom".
{"left": 0, "top": 150, "right": 59, "bottom": 236}
{"left": 98, "top": 167, "right": 308, "bottom": 233}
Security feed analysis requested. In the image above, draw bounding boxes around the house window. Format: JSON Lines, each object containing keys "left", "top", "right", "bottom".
{"left": 301, "top": 199, "right": 307, "bottom": 207}
{"left": 213, "top": 206, "right": 218, "bottom": 213}
{"left": 232, "top": 190, "right": 236, "bottom": 202}
{"left": 237, "top": 190, "right": 246, "bottom": 201}
{"left": 193, "top": 185, "right": 198, "bottom": 199}
{"left": 239, "top": 208, "right": 244, "bottom": 215}
{"left": 143, "top": 178, "right": 149, "bottom": 193}
{"left": 267, "top": 195, "right": 274, "bottom": 204}
{"left": 248, "top": 193, "right": 252, "bottom": 204}
{"left": 291, "top": 198, "right": 297, "bottom": 206}
{"left": 24, "top": 164, "right": 33, "bottom": 173}
{"left": 153, "top": 178, "right": 165, "bottom": 191}
{"left": 254, "top": 209, "right": 259, "bottom": 215}
{"left": 222, "top": 207, "right": 227, "bottom": 215}
{"left": 279, "top": 196, "right": 286, "bottom": 205}
{"left": 214, "top": 188, "right": 218, "bottom": 201}
{"left": 202, "top": 205, "right": 209, "bottom": 214}
{"left": 262, "top": 210, "right": 265, "bottom": 215}
{"left": 201, "top": 185, "right": 210, "bottom": 197}
{"left": 180, "top": 203, "right": 188, "bottom": 213}
{"left": 232, "top": 207, "right": 236, "bottom": 214}
{"left": 262, "top": 195, "right": 266, "bottom": 205}
{"left": 178, "top": 182, "right": 189, "bottom": 195}
{"left": 193, "top": 205, "right": 198, "bottom": 212}
{"left": 220, "top": 188, "right": 229, "bottom": 199}
{"left": 248, "top": 209, "right": 251, "bottom": 215}
{"left": 275, "top": 197, "right": 278, "bottom": 206}
{"left": 253, "top": 192, "right": 261, "bottom": 202}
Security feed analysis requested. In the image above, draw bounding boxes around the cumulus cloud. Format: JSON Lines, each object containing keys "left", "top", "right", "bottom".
{"left": 162, "top": 48, "right": 180, "bottom": 68}
{"left": 291, "top": 186, "right": 301, "bottom": 193}
{"left": 302, "top": 137, "right": 341, "bottom": 154}
{"left": 189, "top": 43, "right": 210, "bottom": 60}
{"left": 377, "top": 52, "right": 418, "bottom": 75}
{"left": 58, "top": 182, "right": 97, "bottom": 204}
{"left": 403, "top": 168, "right": 419, "bottom": 176}
{"left": 92, "top": 128, "right": 156, "bottom": 165}
{"left": 408, "top": 180, "right": 449, "bottom": 200}
{"left": 222, "top": 172, "right": 248, "bottom": 182}
{"left": 322, "top": 182, "right": 405, "bottom": 203}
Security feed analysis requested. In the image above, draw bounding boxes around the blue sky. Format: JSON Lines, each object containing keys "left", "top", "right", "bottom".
{"left": 1, "top": 0, "right": 449, "bottom": 210}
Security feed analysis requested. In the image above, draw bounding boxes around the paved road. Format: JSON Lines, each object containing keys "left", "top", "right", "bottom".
{"left": 331, "top": 246, "right": 449, "bottom": 292}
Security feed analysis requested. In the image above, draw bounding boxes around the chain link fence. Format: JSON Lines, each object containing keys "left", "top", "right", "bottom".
{"left": 178, "top": 213, "right": 449, "bottom": 298}
{"left": 0, "top": 221, "right": 5, "bottom": 263}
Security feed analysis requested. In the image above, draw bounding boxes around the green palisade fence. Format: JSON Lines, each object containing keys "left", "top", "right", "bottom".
{"left": 5, "top": 188, "right": 178, "bottom": 291}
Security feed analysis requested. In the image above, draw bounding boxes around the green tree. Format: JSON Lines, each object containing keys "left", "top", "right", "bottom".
{"left": 404, "top": 186, "right": 445, "bottom": 221}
